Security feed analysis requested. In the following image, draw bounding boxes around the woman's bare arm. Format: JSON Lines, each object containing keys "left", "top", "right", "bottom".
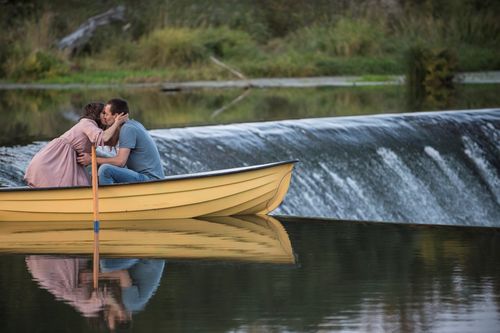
{"left": 101, "top": 113, "right": 128, "bottom": 142}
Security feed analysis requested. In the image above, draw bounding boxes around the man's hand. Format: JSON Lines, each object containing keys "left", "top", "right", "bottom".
{"left": 77, "top": 152, "right": 92, "bottom": 166}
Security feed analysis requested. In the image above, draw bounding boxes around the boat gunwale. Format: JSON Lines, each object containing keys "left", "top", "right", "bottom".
{"left": 0, "top": 160, "right": 298, "bottom": 193}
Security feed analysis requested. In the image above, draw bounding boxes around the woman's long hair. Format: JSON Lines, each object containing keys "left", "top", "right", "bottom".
{"left": 80, "top": 102, "right": 106, "bottom": 129}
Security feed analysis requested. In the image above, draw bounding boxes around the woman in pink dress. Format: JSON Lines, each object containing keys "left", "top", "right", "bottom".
{"left": 24, "top": 102, "right": 128, "bottom": 188}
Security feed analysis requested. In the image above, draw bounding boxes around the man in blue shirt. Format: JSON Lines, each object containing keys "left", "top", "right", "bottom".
{"left": 77, "top": 98, "right": 165, "bottom": 184}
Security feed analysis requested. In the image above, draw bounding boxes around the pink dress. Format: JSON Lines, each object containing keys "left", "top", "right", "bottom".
{"left": 24, "top": 118, "right": 104, "bottom": 188}
{"left": 26, "top": 256, "right": 104, "bottom": 317}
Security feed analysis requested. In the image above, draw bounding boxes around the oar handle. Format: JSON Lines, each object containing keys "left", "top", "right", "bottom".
{"left": 91, "top": 145, "right": 99, "bottom": 222}
{"left": 91, "top": 145, "right": 100, "bottom": 290}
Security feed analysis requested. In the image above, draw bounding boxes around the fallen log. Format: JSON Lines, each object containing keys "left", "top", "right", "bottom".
{"left": 57, "top": 6, "right": 125, "bottom": 55}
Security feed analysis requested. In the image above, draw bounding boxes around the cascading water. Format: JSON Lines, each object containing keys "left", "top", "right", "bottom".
{"left": 1, "top": 109, "right": 498, "bottom": 227}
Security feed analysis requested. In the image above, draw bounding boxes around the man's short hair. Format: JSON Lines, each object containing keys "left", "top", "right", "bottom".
{"left": 106, "top": 98, "right": 129, "bottom": 115}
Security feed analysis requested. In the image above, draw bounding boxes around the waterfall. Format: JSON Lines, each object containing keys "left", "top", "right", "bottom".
{"left": 1, "top": 109, "right": 499, "bottom": 227}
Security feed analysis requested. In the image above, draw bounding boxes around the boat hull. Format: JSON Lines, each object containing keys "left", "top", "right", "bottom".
{"left": 0, "top": 161, "right": 296, "bottom": 221}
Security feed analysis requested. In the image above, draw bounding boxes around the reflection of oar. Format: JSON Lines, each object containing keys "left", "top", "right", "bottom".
{"left": 91, "top": 145, "right": 100, "bottom": 290}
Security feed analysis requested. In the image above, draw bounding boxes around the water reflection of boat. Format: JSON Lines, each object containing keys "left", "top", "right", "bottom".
{"left": 0, "top": 215, "right": 295, "bottom": 264}
{"left": 0, "top": 161, "right": 296, "bottom": 221}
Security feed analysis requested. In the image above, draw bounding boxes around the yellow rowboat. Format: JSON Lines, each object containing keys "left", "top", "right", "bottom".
{"left": 0, "top": 161, "right": 296, "bottom": 221}
{"left": 0, "top": 215, "right": 295, "bottom": 264}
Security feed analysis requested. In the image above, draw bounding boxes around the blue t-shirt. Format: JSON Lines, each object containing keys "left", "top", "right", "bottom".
{"left": 119, "top": 120, "right": 165, "bottom": 179}
{"left": 100, "top": 258, "right": 165, "bottom": 313}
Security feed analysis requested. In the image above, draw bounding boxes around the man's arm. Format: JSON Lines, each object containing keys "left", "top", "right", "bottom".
{"left": 78, "top": 148, "right": 131, "bottom": 167}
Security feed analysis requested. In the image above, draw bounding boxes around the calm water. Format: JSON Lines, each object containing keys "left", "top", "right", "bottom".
{"left": 0, "top": 216, "right": 499, "bottom": 332}
{"left": 2, "top": 84, "right": 500, "bottom": 146}
{"left": 1, "top": 85, "right": 499, "bottom": 332}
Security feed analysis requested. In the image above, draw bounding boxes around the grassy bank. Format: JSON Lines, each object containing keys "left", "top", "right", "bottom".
{"left": 1, "top": 1, "right": 499, "bottom": 83}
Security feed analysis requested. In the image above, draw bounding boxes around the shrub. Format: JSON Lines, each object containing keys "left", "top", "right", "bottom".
{"left": 286, "top": 18, "right": 387, "bottom": 57}
{"left": 134, "top": 27, "right": 260, "bottom": 69}
{"left": 101, "top": 38, "right": 139, "bottom": 66}
{"left": 327, "top": 18, "right": 385, "bottom": 57}
{"left": 137, "top": 28, "right": 207, "bottom": 68}
{"left": 198, "top": 27, "right": 259, "bottom": 59}
{"left": 3, "top": 47, "right": 68, "bottom": 81}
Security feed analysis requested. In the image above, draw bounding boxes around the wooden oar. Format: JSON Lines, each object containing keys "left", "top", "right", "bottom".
{"left": 91, "top": 145, "right": 100, "bottom": 290}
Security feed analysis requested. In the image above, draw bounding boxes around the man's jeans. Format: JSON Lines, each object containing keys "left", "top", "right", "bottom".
{"left": 98, "top": 164, "right": 151, "bottom": 185}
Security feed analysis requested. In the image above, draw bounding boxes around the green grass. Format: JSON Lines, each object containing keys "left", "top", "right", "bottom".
{"left": 35, "top": 69, "right": 172, "bottom": 84}
{"left": 30, "top": 65, "right": 240, "bottom": 84}
{"left": 355, "top": 75, "right": 398, "bottom": 82}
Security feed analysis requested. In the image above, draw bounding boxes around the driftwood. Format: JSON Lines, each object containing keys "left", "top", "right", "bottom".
{"left": 57, "top": 6, "right": 125, "bottom": 54}
{"left": 210, "top": 56, "right": 248, "bottom": 81}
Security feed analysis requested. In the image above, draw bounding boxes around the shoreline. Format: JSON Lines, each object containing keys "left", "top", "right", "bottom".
{"left": 0, "top": 71, "right": 499, "bottom": 91}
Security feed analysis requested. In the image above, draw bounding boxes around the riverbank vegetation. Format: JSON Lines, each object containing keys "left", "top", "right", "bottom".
{"left": 1, "top": 0, "right": 499, "bottom": 83}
